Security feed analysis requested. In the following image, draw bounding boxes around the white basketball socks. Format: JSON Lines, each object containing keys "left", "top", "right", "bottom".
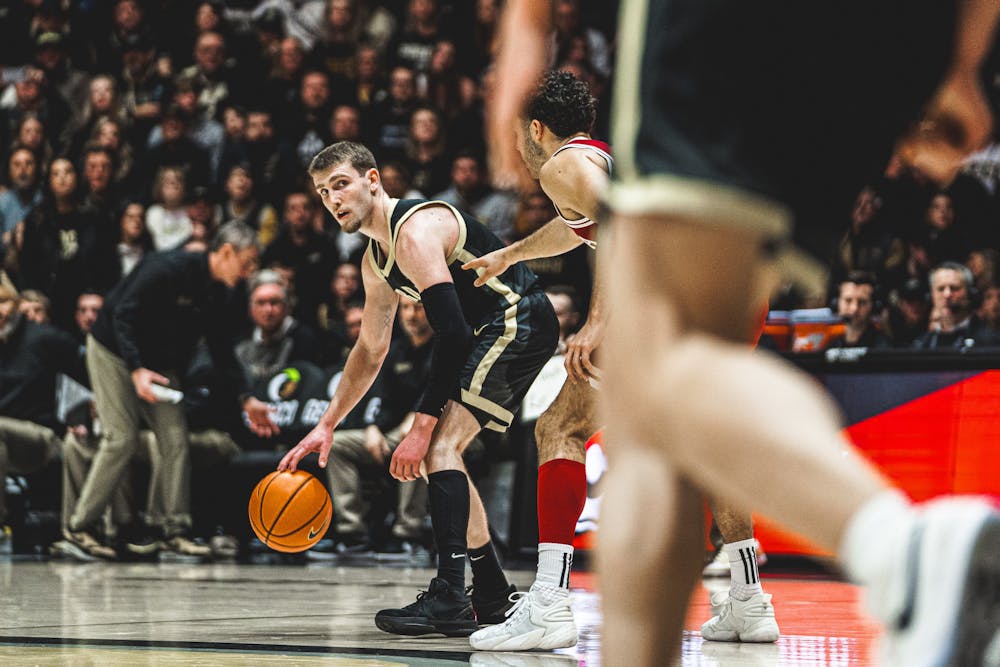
{"left": 537, "top": 542, "right": 574, "bottom": 594}
{"left": 724, "top": 538, "right": 763, "bottom": 600}
{"left": 840, "top": 489, "right": 915, "bottom": 624}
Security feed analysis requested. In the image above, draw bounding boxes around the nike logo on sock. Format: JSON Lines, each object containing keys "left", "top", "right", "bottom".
{"left": 470, "top": 554, "right": 486, "bottom": 561}
{"left": 451, "top": 552, "right": 466, "bottom": 559}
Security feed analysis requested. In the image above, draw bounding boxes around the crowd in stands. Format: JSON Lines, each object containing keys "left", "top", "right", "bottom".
{"left": 1, "top": 0, "right": 1000, "bottom": 559}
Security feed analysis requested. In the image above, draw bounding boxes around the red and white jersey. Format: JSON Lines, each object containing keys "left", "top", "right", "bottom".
{"left": 550, "top": 137, "right": 613, "bottom": 248}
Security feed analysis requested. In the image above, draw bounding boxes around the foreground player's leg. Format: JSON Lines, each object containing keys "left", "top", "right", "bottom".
{"left": 467, "top": 481, "right": 518, "bottom": 624}
{"left": 701, "top": 499, "right": 779, "bottom": 642}
{"left": 598, "top": 445, "right": 704, "bottom": 667}
{"left": 470, "top": 380, "right": 593, "bottom": 651}
{"left": 601, "top": 214, "right": 1000, "bottom": 665}
{"left": 375, "top": 402, "right": 482, "bottom": 637}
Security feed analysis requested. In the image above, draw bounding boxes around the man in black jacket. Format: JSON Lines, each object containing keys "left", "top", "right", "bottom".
{"left": 0, "top": 283, "right": 89, "bottom": 552}
{"left": 64, "top": 221, "right": 277, "bottom": 559}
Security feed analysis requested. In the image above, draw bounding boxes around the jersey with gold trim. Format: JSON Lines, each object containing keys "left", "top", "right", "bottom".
{"left": 367, "top": 199, "right": 540, "bottom": 324}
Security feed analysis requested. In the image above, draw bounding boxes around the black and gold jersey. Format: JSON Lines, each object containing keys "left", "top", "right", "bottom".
{"left": 366, "top": 199, "right": 540, "bottom": 324}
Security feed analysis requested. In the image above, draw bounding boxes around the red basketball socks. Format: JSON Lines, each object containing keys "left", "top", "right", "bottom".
{"left": 536, "top": 459, "right": 587, "bottom": 589}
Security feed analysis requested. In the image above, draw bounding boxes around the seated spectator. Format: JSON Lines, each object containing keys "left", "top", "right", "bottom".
{"left": 434, "top": 150, "right": 517, "bottom": 243}
{"left": 913, "top": 262, "right": 1000, "bottom": 350}
{"left": 833, "top": 185, "right": 905, "bottom": 286}
{"left": 979, "top": 284, "right": 1000, "bottom": 332}
{"left": 18, "top": 158, "right": 108, "bottom": 332}
{"left": 18, "top": 289, "right": 50, "bottom": 324}
{"left": 0, "top": 147, "right": 42, "bottom": 251}
{"left": 368, "top": 66, "right": 418, "bottom": 159}
{"left": 145, "top": 166, "right": 193, "bottom": 251}
{"left": 967, "top": 248, "right": 999, "bottom": 291}
{"left": 922, "top": 192, "right": 968, "bottom": 265}
{"left": 218, "top": 164, "right": 279, "bottom": 247}
{"left": 827, "top": 272, "right": 891, "bottom": 349}
{"left": 317, "top": 261, "right": 364, "bottom": 353}
{"left": 0, "top": 284, "right": 88, "bottom": 552}
{"left": 141, "top": 104, "right": 212, "bottom": 191}
{"left": 261, "top": 191, "right": 337, "bottom": 329}
{"left": 884, "top": 278, "right": 932, "bottom": 348}
{"left": 235, "top": 270, "right": 323, "bottom": 383}
{"left": 112, "top": 200, "right": 154, "bottom": 282}
{"left": 185, "top": 186, "right": 220, "bottom": 252}
{"left": 73, "top": 290, "right": 104, "bottom": 344}
{"left": 148, "top": 74, "right": 225, "bottom": 184}
{"left": 325, "top": 297, "right": 434, "bottom": 558}
{"left": 401, "top": 105, "right": 451, "bottom": 197}
{"left": 545, "top": 284, "right": 582, "bottom": 354}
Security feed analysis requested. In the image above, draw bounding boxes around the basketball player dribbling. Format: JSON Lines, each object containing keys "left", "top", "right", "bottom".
{"left": 464, "top": 69, "right": 777, "bottom": 651}
{"left": 490, "top": 1, "right": 1000, "bottom": 665}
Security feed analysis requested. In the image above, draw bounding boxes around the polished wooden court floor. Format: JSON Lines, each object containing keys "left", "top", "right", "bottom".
{"left": 0, "top": 559, "right": 880, "bottom": 666}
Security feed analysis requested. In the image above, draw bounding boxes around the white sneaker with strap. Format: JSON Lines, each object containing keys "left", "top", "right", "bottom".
{"left": 701, "top": 591, "right": 780, "bottom": 643}
{"left": 469, "top": 583, "right": 577, "bottom": 651}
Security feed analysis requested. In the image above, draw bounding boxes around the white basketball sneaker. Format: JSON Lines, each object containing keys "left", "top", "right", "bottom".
{"left": 469, "top": 583, "right": 578, "bottom": 651}
{"left": 700, "top": 591, "right": 780, "bottom": 643}
{"left": 879, "top": 498, "right": 1000, "bottom": 666}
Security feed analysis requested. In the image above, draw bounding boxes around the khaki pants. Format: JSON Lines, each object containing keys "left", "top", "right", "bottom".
{"left": 0, "top": 417, "right": 61, "bottom": 521}
{"left": 63, "top": 428, "right": 240, "bottom": 533}
{"left": 327, "top": 425, "right": 428, "bottom": 539}
{"left": 70, "top": 336, "right": 191, "bottom": 537}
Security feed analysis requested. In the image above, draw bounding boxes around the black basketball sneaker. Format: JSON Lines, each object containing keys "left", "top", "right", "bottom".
{"left": 469, "top": 583, "right": 518, "bottom": 625}
{"left": 375, "top": 577, "right": 477, "bottom": 637}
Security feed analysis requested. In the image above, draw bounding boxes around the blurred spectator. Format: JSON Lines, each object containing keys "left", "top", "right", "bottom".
{"left": 252, "top": 0, "right": 326, "bottom": 52}
{"left": 31, "top": 31, "right": 88, "bottom": 124}
{"left": 356, "top": 1, "right": 397, "bottom": 55}
{"left": 264, "top": 37, "right": 307, "bottom": 114}
{"left": 0, "top": 147, "right": 42, "bottom": 247}
{"left": 88, "top": 117, "right": 137, "bottom": 194}
{"left": 0, "top": 67, "right": 72, "bottom": 152}
{"left": 978, "top": 284, "right": 1000, "bottom": 331}
{"left": 96, "top": 0, "right": 148, "bottom": 75}
{"left": 261, "top": 190, "right": 337, "bottom": 329}
{"left": 235, "top": 269, "right": 322, "bottom": 382}
{"left": 966, "top": 248, "right": 999, "bottom": 291}
{"left": 64, "top": 222, "right": 271, "bottom": 560}
{"left": 149, "top": 74, "right": 225, "bottom": 182}
{"left": 230, "top": 107, "right": 300, "bottom": 205}
{"left": 434, "top": 150, "right": 517, "bottom": 243}
{"left": 18, "top": 289, "right": 51, "bottom": 324}
{"left": 325, "top": 297, "right": 433, "bottom": 557}
{"left": 330, "top": 104, "right": 363, "bottom": 143}
{"left": 19, "top": 158, "right": 110, "bottom": 331}
{"left": 66, "top": 75, "right": 129, "bottom": 159}
{"left": 117, "top": 31, "right": 170, "bottom": 149}
{"left": 545, "top": 284, "right": 581, "bottom": 353}
{"left": 553, "top": 0, "right": 611, "bottom": 79}
{"left": 250, "top": 7, "right": 287, "bottom": 72}
{"left": 73, "top": 290, "right": 104, "bottom": 344}
{"left": 389, "top": 0, "right": 456, "bottom": 79}
{"left": 219, "top": 164, "right": 279, "bottom": 246}
{"left": 832, "top": 185, "right": 904, "bottom": 287}
{"left": 884, "top": 280, "right": 930, "bottom": 349}
{"left": 513, "top": 189, "right": 592, "bottom": 306}
{"left": 913, "top": 262, "right": 1000, "bottom": 350}
{"left": 350, "top": 44, "right": 385, "bottom": 112}
{"left": 289, "top": 70, "right": 335, "bottom": 168}
{"left": 309, "top": 0, "right": 364, "bottom": 84}
{"left": 14, "top": 113, "right": 54, "bottom": 169}
{"left": 379, "top": 160, "right": 423, "bottom": 199}
{"left": 922, "top": 192, "right": 968, "bottom": 265}
{"left": 402, "top": 105, "right": 450, "bottom": 196}
{"left": 0, "top": 284, "right": 88, "bottom": 551}
{"left": 215, "top": 103, "right": 248, "bottom": 184}
{"left": 80, "top": 145, "right": 123, "bottom": 230}
{"left": 827, "top": 272, "right": 891, "bottom": 349}
{"left": 142, "top": 104, "right": 212, "bottom": 190}
{"left": 369, "top": 65, "right": 418, "bottom": 158}
{"left": 318, "top": 261, "right": 364, "bottom": 363}
{"left": 178, "top": 31, "right": 242, "bottom": 123}
{"left": 467, "top": 0, "right": 500, "bottom": 77}
{"left": 186, "top": 186, "right": 220, "bottom": 252}
{"left": 112, "top": 201, "right": 154, "bottom": 282}
{"left": 145, "top": 166, "right": 193, "bottom": 251}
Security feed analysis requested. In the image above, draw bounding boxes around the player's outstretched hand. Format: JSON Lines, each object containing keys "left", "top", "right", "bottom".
{"left": 278, "top": 423, "right": 334, "bottom": 472}
{"left": 895, "top": 68, "right": 993, "bottom": 186}
{"left": 565, "top": 316, "right": 605, "bottom": 383}
{"left": 243, "top": 397, "right": 280, "bottom": 438}
{"left": 462, "top": 249, "right": 511, "bottom": 287}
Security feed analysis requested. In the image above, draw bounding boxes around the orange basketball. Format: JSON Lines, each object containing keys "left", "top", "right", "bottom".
{"left": 248, "top": 470, "right": 332, "bottom": 553}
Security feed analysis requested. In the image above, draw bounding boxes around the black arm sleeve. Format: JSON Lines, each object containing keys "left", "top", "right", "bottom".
{"left": 416, "top": 282, "right": 472, "bottom": 418}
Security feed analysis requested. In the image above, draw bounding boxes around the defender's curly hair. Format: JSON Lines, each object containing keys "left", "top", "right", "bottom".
{"left": 525, "top": 70, "right": 596, "bottom": 139}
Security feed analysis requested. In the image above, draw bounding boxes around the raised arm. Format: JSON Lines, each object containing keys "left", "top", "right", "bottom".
{"left": 278, "top": 258, "right": 398, "bottom": 471}
{"left": 463, "top": 216, "right": 582, "bottom": 287}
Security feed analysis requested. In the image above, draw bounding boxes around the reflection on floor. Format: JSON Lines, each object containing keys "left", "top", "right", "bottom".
{"left": 0, "top": 560, "right": 878, "bottom": 665}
